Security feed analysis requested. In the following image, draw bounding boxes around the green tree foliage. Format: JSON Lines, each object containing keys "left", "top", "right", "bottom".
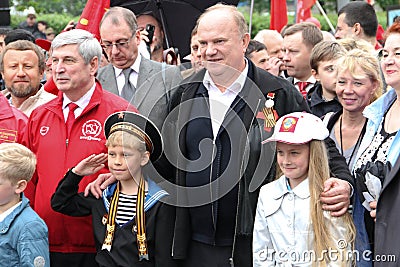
{"left": 11, "top": 14, "right": 78, "bottom": 34}
{"left": 239, "top": 0, "right": 269, "bottom": 13}
{"left": 10, "top": 0, "right": 86, "bottom": 16}
{"left": 244, "top": 11, "right": 387, "bottom": 38}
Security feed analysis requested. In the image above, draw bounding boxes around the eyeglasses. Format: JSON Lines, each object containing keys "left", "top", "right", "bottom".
{"left": 101, "top": 35, "right": 134, "bottom": 51}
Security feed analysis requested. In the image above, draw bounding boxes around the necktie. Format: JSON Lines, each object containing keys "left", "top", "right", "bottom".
{"left": 121, "top": 68, "right": 135, "bottom": 101}
{"left": 66, "top": 102, "right": 79, "bottom": 136}
{"left": 296, "top": 81, "right": 310, "bottom": 99}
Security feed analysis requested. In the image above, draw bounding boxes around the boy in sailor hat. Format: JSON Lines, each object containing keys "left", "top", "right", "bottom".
{"left": 51, "top": 111, "right": 177, "bottom": 267}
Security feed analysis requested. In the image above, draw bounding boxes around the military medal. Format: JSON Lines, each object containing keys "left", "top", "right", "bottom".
{"left": 260, "top": 93, "right": 277, "bottom": 131}
{"left": 102, "top": 214, "right": 108, "bottom": 225}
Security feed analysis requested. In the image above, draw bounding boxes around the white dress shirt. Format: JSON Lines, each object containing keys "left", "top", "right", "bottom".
{"left": 293, "top": 76, "right": 317, "bottom": 93}
{"left": 203, "top": 61, "right": 249, "bottom": 139}
{"left": 114, "top": 53, "right": 141, "bottom": 95}
{"left": 62, "top": 83, "right": 96, "bottom": 121}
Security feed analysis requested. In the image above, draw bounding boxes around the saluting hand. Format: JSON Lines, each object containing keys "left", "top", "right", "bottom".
{"left": 72, "top": 153, "right": 108, "bottom": 177}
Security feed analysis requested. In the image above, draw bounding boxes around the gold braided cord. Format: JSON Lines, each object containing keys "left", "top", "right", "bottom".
{"left": 136, "top": 175, "right": 148, "bottom": 261}
{"left": 101, "top": 182, "right": 120, "bottom": 251}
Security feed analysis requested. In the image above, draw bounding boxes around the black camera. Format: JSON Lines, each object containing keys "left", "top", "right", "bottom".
{"left": 145, "top": 24, "right": 155, "bottom": 45}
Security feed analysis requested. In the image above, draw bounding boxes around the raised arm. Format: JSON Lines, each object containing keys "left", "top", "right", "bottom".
{"left": 51, "top": 154, "right": 107, "bottom": 216}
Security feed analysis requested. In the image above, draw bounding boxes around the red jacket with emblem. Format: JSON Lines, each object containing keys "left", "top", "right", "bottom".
{"left": 22, "top": 82, "right": 138, "bottom": 253}
{"left": 0, "top": 93, "right": 27, "bottom": 143}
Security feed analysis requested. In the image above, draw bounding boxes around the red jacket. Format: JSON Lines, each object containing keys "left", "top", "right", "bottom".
{"left": 0, "top": 94, "right": 27, "bottom": 144}
{"left": 23, "top": 82, "right": 138, "bottom": 253}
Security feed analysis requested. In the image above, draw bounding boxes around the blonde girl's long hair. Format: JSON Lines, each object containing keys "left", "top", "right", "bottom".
{"left": 308, "top": 140, "right": 355, "bottom": 266}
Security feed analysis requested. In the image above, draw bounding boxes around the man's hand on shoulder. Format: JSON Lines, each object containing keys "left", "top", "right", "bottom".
{"left": 84, "top": 173, "right": 115, "bottom": 198}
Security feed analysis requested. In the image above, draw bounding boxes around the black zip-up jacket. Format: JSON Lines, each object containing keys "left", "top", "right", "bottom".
{"left": 306, "top": 82, "right": 342, "bottom": 118}
{"left": 164, "top": 61, "right": 353, "bottom": 266}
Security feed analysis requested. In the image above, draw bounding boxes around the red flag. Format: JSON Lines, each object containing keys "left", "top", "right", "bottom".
{"left": 76, "top": 0, "right": 110, "bottom": 41}
{"left": 296, "top": 0, "right": 316, "bottom": 23}
{"left": 270, "top": 0, "right": 288, "bottom": 32}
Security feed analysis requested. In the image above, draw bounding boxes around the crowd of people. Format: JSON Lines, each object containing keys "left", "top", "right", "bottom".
{"left": 0, "top": 1, "right": 399, "bottom": 266}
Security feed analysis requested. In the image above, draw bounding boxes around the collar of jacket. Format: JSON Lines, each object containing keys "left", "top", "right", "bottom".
{"left": 0, "top": 94, "right": 17, "bottom": 120}
{"left": 307, "top": 82, "right": 340, "bottom": 107}
{"left": 246, "top": 58, "right": 289, "bottom": 94}
{"left": 325, "top": 109, "right": 343, "bottom": 131}
{"left": 272, "top": 176, "right": 310, "bottom": 200}
{"left": 181, "top": 59, "right": 289, "bottom": 98}
{"left": 44, "top": 80, "right": 104, "bottom": 119}
{"left": 363, "top": 87, "right": 397, "bottom": 125}
{"left": 102, "top": 177, "right": 168, "bottom": 213}
{"left": 0, "top": 193, "right": 30, "bottom": 234}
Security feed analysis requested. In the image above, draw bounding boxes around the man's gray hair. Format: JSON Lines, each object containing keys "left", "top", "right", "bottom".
{"left": 51, "top": 29, "right": 102, "bottom": 65}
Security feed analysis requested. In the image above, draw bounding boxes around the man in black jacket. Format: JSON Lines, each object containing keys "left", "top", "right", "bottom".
{"left": 165, "top": 4, "right": 353, "bottom": 267}
{"left": 85, "top": 4, "right": 354, "bottom": 266}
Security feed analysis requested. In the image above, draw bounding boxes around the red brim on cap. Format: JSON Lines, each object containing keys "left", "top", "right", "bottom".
{"left": 35, "top": 39, "right": 52, "bottom": 51}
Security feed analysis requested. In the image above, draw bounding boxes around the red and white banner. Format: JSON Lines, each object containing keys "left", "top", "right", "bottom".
{"left": 296, "top": 0, "right": 316, "bottom": 23}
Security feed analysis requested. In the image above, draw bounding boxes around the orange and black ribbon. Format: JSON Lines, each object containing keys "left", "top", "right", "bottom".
{"left": 102, "top": 182, "right": 120, "bottom": 251}
{"left": 101, "top": 177, "right": 148, "bottom": 260}
{"left": 135, "top": 175, "right": 148, "bottom": 261}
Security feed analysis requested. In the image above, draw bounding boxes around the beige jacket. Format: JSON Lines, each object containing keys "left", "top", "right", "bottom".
{"left": 3, "top": 85, "right": 56, "bottom": 117}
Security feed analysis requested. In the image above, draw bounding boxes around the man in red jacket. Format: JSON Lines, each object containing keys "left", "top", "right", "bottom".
{"left": 0, "top": 93, "right": 27, "bottom": 144}
{"left": 23, "top": 29, "right": 137, "bottom": 267}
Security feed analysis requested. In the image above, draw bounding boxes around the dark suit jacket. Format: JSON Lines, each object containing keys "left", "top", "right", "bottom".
{"left": 167, "top": 61, "right": 309, "bottom": 266}
{"left": 97, "top": 57, "right": 182, "bottom": 130}
{"left": 375, "top": 156, "right": 400, "bottom": 266}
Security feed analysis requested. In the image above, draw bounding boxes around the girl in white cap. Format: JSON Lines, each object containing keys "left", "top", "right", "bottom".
{"left": 253, "top": 112, "right": 355, "bottom": 266}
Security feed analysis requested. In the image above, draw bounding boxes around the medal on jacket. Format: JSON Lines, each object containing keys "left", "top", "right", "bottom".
{"left": 102, "top": 214, "right": 108, "bottom": 225}
{"left": 256, "top": 93, "right": 277, "bottom": 132}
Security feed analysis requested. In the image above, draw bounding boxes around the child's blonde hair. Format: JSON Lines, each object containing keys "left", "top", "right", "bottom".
{"left": 0, "top": 143, "right": 36, "bottom": 185}
{"left": 337, "top": 38, "right": 374, "bottom": 53}
{"left": 308, "top": 140, "right": 355, "bottom": 266}
{"left": 275, "top": 140, "right": 355, "bottom": 265}
{"left": 106, "top": 131, "right": 146, "bottom": 153}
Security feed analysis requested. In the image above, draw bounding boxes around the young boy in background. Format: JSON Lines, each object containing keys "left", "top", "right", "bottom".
{"left": 308, "top": 41, "right": 345, "bottom": 117}
{"left": 0, "top": 143, "right": 49, "bottom": 267}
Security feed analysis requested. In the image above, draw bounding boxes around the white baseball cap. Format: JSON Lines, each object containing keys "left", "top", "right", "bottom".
{"left": 262, "top": 112, "right": 329, "bottom": 144}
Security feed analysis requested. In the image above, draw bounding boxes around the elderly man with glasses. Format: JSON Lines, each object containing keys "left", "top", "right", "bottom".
{"left": 97, "top": 6, "right": 182, "bottom": 131}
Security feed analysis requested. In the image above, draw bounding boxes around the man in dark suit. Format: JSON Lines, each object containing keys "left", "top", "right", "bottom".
{"left": 282, "top": 22, "right": 322, "bottom": 97}
{"left": 165, "top": 4, "right": 353, "bottom": 267}
{"left": 97, "top": 7, "right": 182, "bottom": 130}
